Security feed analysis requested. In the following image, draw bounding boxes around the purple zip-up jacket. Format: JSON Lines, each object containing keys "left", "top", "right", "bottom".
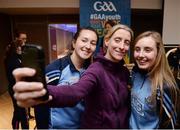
{"left": 47, "top": 54, "right": 130, "bottom": 128}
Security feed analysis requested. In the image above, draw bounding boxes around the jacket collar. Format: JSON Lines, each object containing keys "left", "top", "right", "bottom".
{"left": 94, "top": 53, "right": 125, "bottom": 72}
{"left": 67, "top": 53, "right": 90, "bottom": 73}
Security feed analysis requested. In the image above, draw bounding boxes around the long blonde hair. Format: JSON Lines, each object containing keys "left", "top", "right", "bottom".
{"left": 134, "top": 31, "right": 179, "bottom": 112}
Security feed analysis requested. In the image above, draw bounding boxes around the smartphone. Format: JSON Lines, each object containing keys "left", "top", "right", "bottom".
{"left": 21, "top": 44, "right": 49, "bottom": 101}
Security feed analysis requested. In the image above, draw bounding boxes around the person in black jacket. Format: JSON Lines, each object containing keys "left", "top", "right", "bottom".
{"left": 4, "top": 37, "right": 29, "bottom": 129}
{"left": 167, "top": 44, "right": 180, "bottom": 128}
{"left": 167, "top": 44, "right": 180, "bottom": 87}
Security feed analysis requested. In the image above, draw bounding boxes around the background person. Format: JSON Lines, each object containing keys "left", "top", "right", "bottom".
{"left": 167, "top": 44, "right": 180, "bottom": 87}
{"left": 14, "top": 31, "right": 27, "bottom": 46}
{"left": 104, "top": 20, "right": 116, "bottom": 35}
{"left": 13, "top": 24, "right": 134, "bottom": 129}
{"left": 100, "top": 20, "right": 116, "bottom": 54}
{"left": 14, "top": 31, "right": 34, "bottom": 120}
{"left": 4, "top": 39, "right": 29, "bottom": 129}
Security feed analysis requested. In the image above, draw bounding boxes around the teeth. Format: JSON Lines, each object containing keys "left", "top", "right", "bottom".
{"left": 139, "top": 62, "right": 146, "bottom": 65}
{"left": 140, "top": 62, "right": 145, "bottom": 64}
{"left": 83, "top": 51, "right": 90, "bottom": 55}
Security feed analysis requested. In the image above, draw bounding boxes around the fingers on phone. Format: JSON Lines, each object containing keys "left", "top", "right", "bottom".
{"left": 13, "top": 67, "right": 36, "bottom": 81}
{"left": 13, "top": 82, "right": 44, "bottom": 92}
{"left": 15, "top": 90, "right": 48, "bottom": 108}
{"left": 17, "top": 99, "right": 42, "bottom": 108}
{"left": 14, "top": 87, "right": 46, "bottom": 100}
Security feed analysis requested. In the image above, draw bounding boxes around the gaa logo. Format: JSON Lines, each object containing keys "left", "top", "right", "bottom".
{"left": 93, "top": 1, "right": 117, "bottom": 12}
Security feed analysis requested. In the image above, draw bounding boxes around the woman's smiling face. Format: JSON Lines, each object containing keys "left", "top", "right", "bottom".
{"left": 105, "top": 29, "right": 131, "bottom": 62}
{"left": 73, "top": 29, "right": 97, "bottom": 60}
{"left": 134, "top": 36, "right": 158, "bottom": 70}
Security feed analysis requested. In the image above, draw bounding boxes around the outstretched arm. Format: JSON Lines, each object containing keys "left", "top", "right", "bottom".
{"left": 13, "top": 66, "right": 98, "bottom": 108}
{"left": 47, "top": 69, "right": 98, "bottom": 107}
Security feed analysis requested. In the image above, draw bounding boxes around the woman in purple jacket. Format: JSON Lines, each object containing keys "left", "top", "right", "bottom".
{"left": 13, "top": 24, "right": 134, "bottom": 129}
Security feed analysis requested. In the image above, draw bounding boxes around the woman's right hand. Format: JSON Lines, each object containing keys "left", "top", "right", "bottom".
{"left": 13, "top": 67, "right": 52, "bottom": 108}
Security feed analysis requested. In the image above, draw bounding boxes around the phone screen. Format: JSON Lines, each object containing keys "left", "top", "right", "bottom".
{"left": 21, "top": 44, "right": 49, "bottom": 100}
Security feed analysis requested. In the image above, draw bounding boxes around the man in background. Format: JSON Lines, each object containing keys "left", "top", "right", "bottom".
{"left": 15, "top": 31, "right": 35, "bottom": 119}
{"left": 4, "top": 31, "right": 29, "bottom": 129}
{"left": 167, "top": 44, "right": 180, "bottom": 87}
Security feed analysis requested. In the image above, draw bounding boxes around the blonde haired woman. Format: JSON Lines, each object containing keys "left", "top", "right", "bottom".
{"left": 13, "top": 24, "right": 133, "bottom": 129}
{"left": 130, "top": 31, "right": 179, "bottom": 129}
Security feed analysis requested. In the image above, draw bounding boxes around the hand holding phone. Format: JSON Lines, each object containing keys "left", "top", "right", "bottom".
{"left": 21, "top": 44, "right": 49, "bottom": 100}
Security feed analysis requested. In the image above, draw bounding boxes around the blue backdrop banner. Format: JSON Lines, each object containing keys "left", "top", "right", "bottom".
{"left": 80, "top": 0, "right": 131, "bottom": 62}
